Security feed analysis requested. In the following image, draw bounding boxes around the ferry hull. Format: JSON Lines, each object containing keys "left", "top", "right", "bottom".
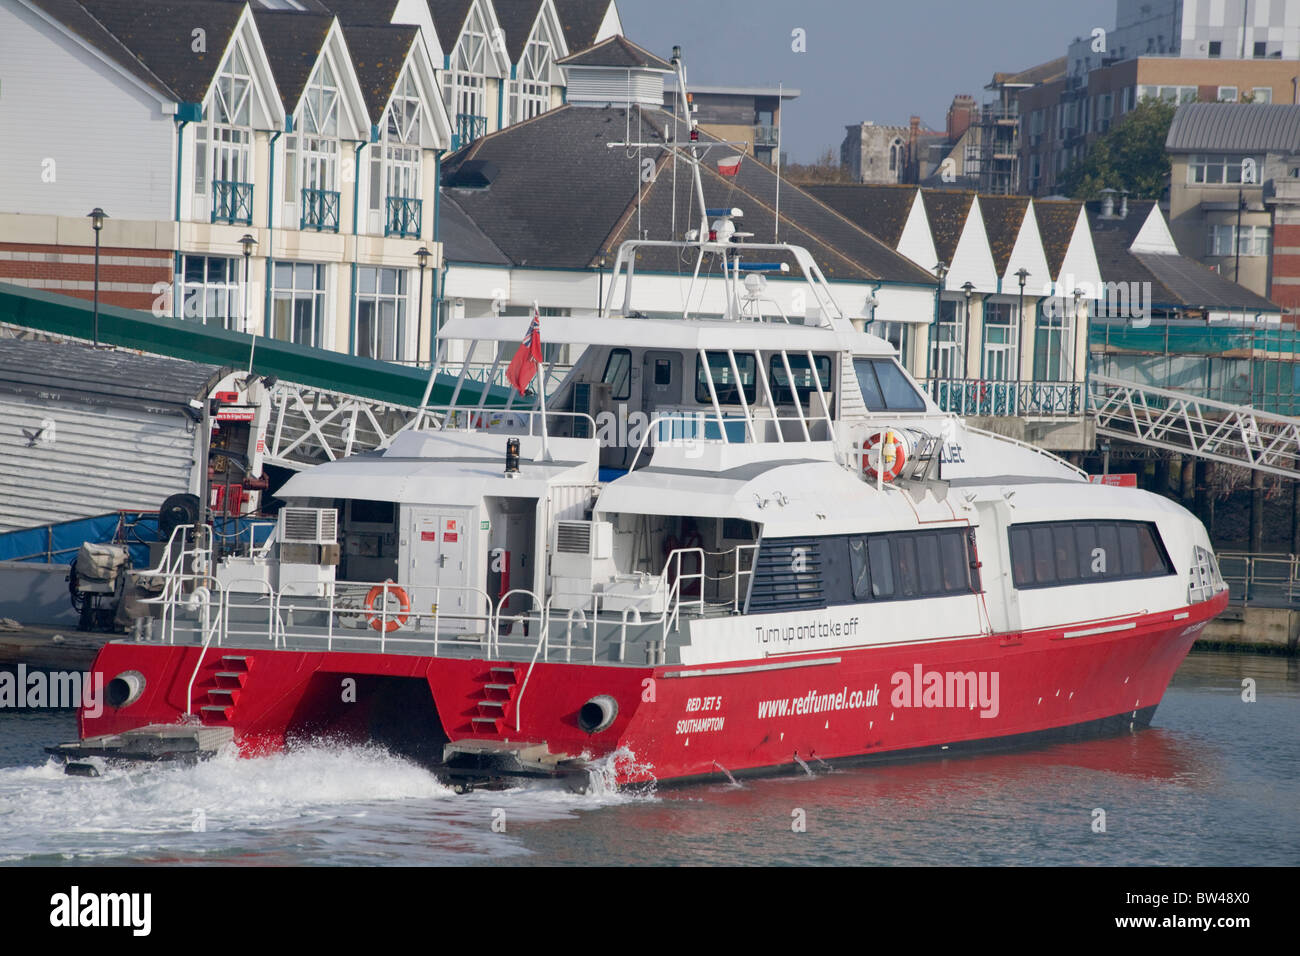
{"left": 73, "top": 592, "right": 1227, "bottom": 786}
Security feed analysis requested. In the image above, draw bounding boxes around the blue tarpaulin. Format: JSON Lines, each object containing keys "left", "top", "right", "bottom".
{"left": 0, "top": 512, "right": 272, "bottom": 568}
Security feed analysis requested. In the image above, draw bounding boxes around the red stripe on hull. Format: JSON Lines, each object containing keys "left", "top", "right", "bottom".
{"left": 78, "top": 593, "right": 1227, "bottom": 786}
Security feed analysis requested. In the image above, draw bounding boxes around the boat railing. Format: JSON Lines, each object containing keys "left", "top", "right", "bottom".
{"left": 628, "top": 409, "right": 837, "bottom": 470}
{"left": 422, "top": 405, "right": 597, "bottom": 440}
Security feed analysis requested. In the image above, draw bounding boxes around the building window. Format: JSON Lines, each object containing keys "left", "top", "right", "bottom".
{"left": 1208, "top": 41, "right": 1221, "bottom": 57}
{"left": 179, "top": 255, "right": 243, "bottom": 329}
{"left": 935, "top": 298, "right": 964, "bottom": 379}
{"left": 1253, "top": 41, "right": 1267, "bottom": 58}
{"left": 874, "top": 320, "right": 912, "bottom": 368}
{"left": 1218, "top": 86, "right": 1238, "bottom": 102}
{"left": 1034, "top": 298, "right": 1074, "bottom": 381}
{"left": 289, "top": 57, "right": 341, "bottom": 231}
{"left": 1138, "top": 85, "right": 1196, "bottom": 104}
{"left": 1188, "top": 154, "right": 1262, "bottom": 185}
{"left": 370, "top": 69, "right": 424, "bottom": 237}
{"left": 446, "top": 4, "right": 494, "bottom": 146}
{"left": 981, "top": 301, "right": 1018, "bottom": 381}
{"left": 1208, "top": 224, "right": 1270, "bottom": 257}
{"left": 197, "top": 42, "right": 253, "bottom": 223}
{"left": 355, "top": 267, "right": 409, "bottom": 361}
{"left": 271, "top": 262, "right": 326, "bottom": 348}
{"left": 1250, "top": 87, "right": 1272, "bottom": 104}
{"left": 514, "top": 34, "right": 553, "bottom": 124}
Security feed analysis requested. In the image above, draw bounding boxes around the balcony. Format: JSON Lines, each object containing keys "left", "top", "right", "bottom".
{"left": 453, "top": 113, "right": 488, "bottom": 150}
{"left": 921, "top": 378, "right": 1084, "bottom": 417}
{"left": 385, "top": 195, "right": 422, "bottom": 238}
{"left": 754, "top": 124, "right": 779, "bottom": 147}
{"left": 212, "top": 180, "right": 253, "bottom": 226}
{"left": 300, "top": 187, "right": 340, "bottom": 233}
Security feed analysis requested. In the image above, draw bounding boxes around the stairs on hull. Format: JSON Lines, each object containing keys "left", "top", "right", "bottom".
{"left": 465, "top": 664, "right": 519, "bottom": 734}
{"left": 192, "top": 654, "right": 255, "bottom": 724}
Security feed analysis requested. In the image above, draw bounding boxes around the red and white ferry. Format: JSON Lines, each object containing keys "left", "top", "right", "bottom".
{"left": 52, "top": 58, "right": 1228, "bottom": 789}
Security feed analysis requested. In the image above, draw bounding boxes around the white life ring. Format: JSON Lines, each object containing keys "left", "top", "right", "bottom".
{"left": 862, "top": 429, "right": 908, "bottom": 482}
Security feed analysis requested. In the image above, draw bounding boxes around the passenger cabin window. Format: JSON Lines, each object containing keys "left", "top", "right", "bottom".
{"left": 696, "top": 351, "right": 757, "bottom": 404}
{"left": 1008, "top": 520, "right": 1174, "bottom": 590}
{"left": 601, "top": 348, "right": 631, "bottom": 400}
{"left": 748, "top": 528, "right": 980, "bottom": 612}
{"left": 769, "top": 354, "right": 833, "bottom": 404}
{"left": 855, "top": 357, "right": 925, "bottom": 412}
{"left": 654, "top": 358, "right": 672, "bottom": 386}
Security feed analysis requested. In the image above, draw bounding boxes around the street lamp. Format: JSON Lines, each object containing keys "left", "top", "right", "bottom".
{"left": 1071, "top": 287, "right": 1083, "bottom": 383}
{"left": 1015, "top": 266, "right": 1030, "bottom": 369}
{"left": 239, "top": 233, "right": 257, "bottom": 375}
{"left": 415, "top": 246, "right": 431, "bottom": 366}
{"left": 87, "top": 208, "right": 107, "bottom": 348}
{"left": 1234, "top": 189, "right": 1247, "bottom": 284}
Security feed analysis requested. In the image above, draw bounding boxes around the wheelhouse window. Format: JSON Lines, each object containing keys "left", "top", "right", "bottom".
{"left": 696, "top": 351, "right": 757, "bottom": 405}
{"left": 601, "top": 348, "right": 631, "bottom": 400}
{"left": 768, "top": 354, "right": 832, "bottom": 404}
{"left": 855, "top": 358, "right": 926, "bottom": 411}
{"left": 271, "top": 262, "right": 326, "bottom": 348}
{"left": 1008, "top": 519, "right": 1174, "bottom": 590}
{"left": 355, "top": 267, "right": 409, "bottom": 361}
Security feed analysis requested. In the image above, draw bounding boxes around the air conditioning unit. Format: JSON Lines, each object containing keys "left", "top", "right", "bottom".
{"left": 280, "top": 507, "right": 338, "bottom": 544}
{"left": 550, "top": 520, "right": 616, "bottom": 608}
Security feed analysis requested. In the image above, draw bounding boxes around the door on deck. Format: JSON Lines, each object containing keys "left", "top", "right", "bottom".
{"left": 640, "top": 351, "right": 682, "bottom": 456}
{"left": 407, "top": 507, "right": 478, "bottom": 635}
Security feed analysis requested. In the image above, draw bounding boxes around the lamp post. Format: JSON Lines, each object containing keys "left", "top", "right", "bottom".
{"left": 1015, "top": 267, "right": 1030, "bottom": 385}
{"left": 1234, "top": 189, "right": 1246, "bottom": 284}
{"left": 87, "top": 208, "right": 107, "bottom": 348}
{"left": 928, "top": 260, "right": 948, "bottom": 395}
{"left": 239, "top": 233, "right": 257, "bottom": 375}
{"left": 1071, "top": 288, "right": 1084, "bottom": 413}
{"left": 415, "top": 246, "right": 431, "bottom": 366}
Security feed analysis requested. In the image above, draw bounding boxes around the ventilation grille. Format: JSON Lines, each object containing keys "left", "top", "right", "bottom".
{"left": 556, "top": 521, "right": 593, "bottom": 554}
{"left": 281, "top": 508, "right": 338, "bottom": 544}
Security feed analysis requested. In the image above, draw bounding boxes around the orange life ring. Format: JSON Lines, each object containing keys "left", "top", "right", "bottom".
{"left": 365, "top": 581, "right": 410, "bottom": 633}
{"left": 862, "top": 430, "right": 906, "bottom": 482}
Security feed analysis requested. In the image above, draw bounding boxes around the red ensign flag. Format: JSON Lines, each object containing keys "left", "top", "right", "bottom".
{"left": 506, "top": 309, "right": 543, "bottom": 395}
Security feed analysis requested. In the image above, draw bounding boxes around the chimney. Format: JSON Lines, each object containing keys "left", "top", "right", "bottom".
{"left": 1099, "top": 187, "right": 1116, "bottom": 218}
{"left": 1119, "top": 191, "right": 1129, "bottom": 219}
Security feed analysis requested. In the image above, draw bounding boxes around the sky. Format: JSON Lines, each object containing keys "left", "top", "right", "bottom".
{"left": 618, "top": 0, "right": 1115, "bottom": 163}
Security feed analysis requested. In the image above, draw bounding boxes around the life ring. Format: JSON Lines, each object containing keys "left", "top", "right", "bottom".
{"left": 365, "top": 581, "right": 410, "bottom": 633}
{"left": 862, "top": 429, "right": 907, "bottom": 482}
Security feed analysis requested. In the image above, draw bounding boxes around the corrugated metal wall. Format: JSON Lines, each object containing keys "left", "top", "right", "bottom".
{"left": 0, "top": 397, "right": 199, "bottom": 533}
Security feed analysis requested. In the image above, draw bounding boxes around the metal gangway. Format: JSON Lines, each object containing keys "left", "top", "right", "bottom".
{"left": 261, "top": 383, "right": 424, "bottom": 470}
{"left": 1089, "top": 374, "right": 1300, "bottom": 479}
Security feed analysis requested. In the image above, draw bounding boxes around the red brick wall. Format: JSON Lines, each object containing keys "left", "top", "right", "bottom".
{"left": 1272, "top": 224, "right": 1300, "bottom": 314}
{"left": 0, "top": 241, "right": 170, "bottom": 312}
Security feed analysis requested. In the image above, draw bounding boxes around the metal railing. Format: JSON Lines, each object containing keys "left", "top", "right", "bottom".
{"left": 754, "top": 124, "right": 779, "bottom": 146}
{"left": 454, "top": 113, "right": 488, "bottom": 150}
{"left": 920, "top": 378, "right": 1085, "bottom": 418}
{"left": 1216, "top": 552, "right": 1300, "bottom": 608}
{"left": 212, "top": 180, "right": 253, "bottom": 225}
{"left": 300, "top": 187, "right": 340, "bottom": 232}
{"left": 384, "top": 195, "right": 422, "bottom": 238}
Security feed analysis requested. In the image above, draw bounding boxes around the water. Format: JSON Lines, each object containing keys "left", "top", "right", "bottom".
{"left": 1, "top": 651, "right": 1296, "bottom": 866}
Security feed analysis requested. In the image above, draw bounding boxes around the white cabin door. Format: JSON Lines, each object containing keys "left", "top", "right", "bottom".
{"left": 408, "top": 507, "right": 476, "bottom": 634}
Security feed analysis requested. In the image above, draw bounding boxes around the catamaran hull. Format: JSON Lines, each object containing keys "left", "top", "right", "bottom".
{"left": 71, "top": 593, "right": 1227, "bottom": 786}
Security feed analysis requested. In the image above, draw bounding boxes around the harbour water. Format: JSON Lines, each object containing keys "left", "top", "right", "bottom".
{"left": 1, "top": 650, "right": 1296, "bottom": 867}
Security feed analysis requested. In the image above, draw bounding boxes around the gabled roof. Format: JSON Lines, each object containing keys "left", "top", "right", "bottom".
{"left": 427, "top": 0, "right": 475, "bottom": 52}
{"left": 1033, "top": 199, "right": 1083, "bottom": 277}
{"left": 77, "top": 0, "right": 247, "bottom": 104}
{"left": 491, "top": 0, "right": 545, "bottom": 62}
{"left": 800, "top": 185, "right": 917, "bottom": 248}
{"left": 1167, "top": 103, "right": 1300, "bottom": 154}
{"left": 440, "top": 105, "right": 937, "bottom": 284}
{"left": 319, "top": 0, "right": 402, "bottom": 24}
{"left": 24, "top": 0, "right": 178, "bottom": 101}
{"left": 920, "top": 190, "right": 975, "bottom": 264}
{"left": 441, "top": 193, "right": 511, "bottom": 265}
{"left": 978, "top": 195, "right": 1029, "bottom": 274}
{"left": 556, "top": 33, "right": 667, "bottom": 69}
{"left": 551, "top": 0, "right": 613, "bottom": 52}
{"left": 250, "top": 9, "right": 334, "bottom": 114}
{"left": 340, "top": 23, "right": 420, "bottom": 124}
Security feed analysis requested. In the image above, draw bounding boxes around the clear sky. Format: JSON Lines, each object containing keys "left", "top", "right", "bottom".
{"left": 618, "top": 0, "right": 1114, "bottom": 162}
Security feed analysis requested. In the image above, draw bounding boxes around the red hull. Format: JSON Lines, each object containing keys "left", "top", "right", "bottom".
{"left": 78, "top": 593, "right": 1227, "bottom": 786}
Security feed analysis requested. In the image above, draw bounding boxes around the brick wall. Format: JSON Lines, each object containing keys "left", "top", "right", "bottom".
{"left": 1271, "top": 223, "right": 1300, "bottom": 314}
{"left": 0, "top": 242, "right": 171, "bottom": 312}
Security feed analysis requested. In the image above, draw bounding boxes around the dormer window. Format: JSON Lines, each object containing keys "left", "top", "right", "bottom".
{"left": 446, "top": 6, "right": 494, "bottom": 148}
{"left": 196, "top": 44, "right": 254, "bottom": 225}
{"left": 515, "top": 35, "right": 553, "bottom": 124}
{"left": 286, "top": 59, "right": 341, "bottom": 232}
{"left": 369, "top": 69, "right": 424, "bottom": 238}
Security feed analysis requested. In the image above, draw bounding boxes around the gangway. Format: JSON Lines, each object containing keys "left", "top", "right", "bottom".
{"left": 1090, "top": 374, "right": 1300, "bottom": 479}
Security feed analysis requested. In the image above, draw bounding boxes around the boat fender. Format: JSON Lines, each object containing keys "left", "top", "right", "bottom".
{"left": 106, "top": 670, "right": 146, "bottom": 709}
{"left": 578, "top": 694, "right": 619, "bottom": 734}
{"left": 365, "top": 581, "right": 411, "bottom": 633}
